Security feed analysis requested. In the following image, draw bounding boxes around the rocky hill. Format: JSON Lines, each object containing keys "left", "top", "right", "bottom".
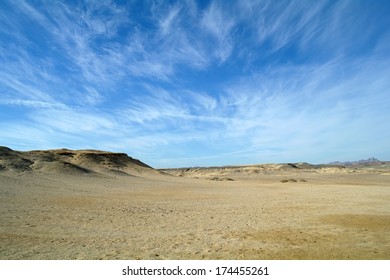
{"left": 0, "top": 146, "right": 156, "bottom": 176}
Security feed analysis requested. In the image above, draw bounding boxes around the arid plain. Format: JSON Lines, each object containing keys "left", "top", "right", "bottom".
{"left": 1, "top": 146, "right": 389, "bottom": 259}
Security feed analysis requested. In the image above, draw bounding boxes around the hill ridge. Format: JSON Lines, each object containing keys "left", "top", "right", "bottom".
{"left": 0, "top": 146, "right": 155, "bottom": 176}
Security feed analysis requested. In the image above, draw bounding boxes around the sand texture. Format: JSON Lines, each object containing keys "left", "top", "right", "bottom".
{"left": 1, "top": 147, "right": 390, "bottom": 259}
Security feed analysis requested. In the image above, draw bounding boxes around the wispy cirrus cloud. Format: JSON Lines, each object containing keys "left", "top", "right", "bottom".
{"left": 201, "top": 1, "right": 236, "bottom": 63}
{"left": 217, "top": 54, "right": 390, "bottom": 162}
{"left": 0, "top": 99, "right": 62, "bottom": 109}
{"left": 1, "top": 0, "right": 389, "bottom": 167}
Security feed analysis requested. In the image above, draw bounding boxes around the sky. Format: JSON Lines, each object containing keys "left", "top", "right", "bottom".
{"left": 0, "top": 0, "right": 389, "bottom": 168}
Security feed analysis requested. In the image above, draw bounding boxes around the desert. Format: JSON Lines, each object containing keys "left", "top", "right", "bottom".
{"left": 1, "top": 146, "right": 389, "bottom": 260}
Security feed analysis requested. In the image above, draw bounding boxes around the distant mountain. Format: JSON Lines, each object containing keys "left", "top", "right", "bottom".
{"left": 356, "top": 157, "right": 380, "bottom": 164}
{"left": 329, "top": 157, "right": 382, "bottom": 166}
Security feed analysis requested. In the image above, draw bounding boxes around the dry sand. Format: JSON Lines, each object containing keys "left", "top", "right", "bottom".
{"left": 1, "top": 147, "right": 389, "bottom": 259}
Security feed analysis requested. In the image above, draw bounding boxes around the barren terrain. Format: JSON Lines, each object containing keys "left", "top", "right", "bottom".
{"left": 1, "top": 147, "right": 389, "bottom": 259}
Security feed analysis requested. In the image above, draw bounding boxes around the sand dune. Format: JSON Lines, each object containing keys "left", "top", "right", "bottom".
{"left": 1, "top": 147, "right": 389, "bottom": 259}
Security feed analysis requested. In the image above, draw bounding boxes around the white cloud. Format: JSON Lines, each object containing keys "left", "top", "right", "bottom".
{"left": 201, "top": 1, "right": 235, "bottom": 62}
{"left": 0, "top": 99, "right": 62, "bottom": 109}
{"left": 158, "top": 4, "right": 181, "bottom": 36}
{"left": 184, "top": 90, "right": 218, "bottom": 112}
{"left": 0, "top": 73, "right": 55, "bottom": 103}
{"left": 30, "top": 108, "right": 117, "bottom": 134}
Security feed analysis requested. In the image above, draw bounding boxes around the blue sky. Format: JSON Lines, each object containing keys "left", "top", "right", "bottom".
{"left": 1, "top": 0, "right": 389, "bottom": 168}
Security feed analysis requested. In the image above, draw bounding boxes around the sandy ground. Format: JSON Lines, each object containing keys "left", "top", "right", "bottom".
{"left": 1, "top": 163, "right": 389, "bottom": 260}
